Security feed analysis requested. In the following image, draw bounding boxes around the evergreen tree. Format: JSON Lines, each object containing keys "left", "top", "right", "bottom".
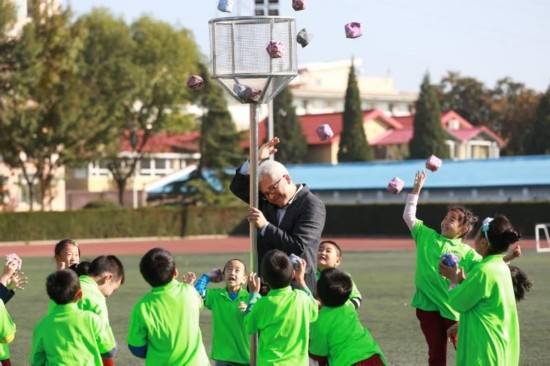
{"left": 525, "top": 85, "right": 550, "bottom": 155}
{"left": 273, "top": 86, "right": 307, "bottom": 163}
{"left": 409, "top": 74, "right": 449, "bottom": 159}
{"left": 181, "top": 63, "right": 243, "bottom": 206}
{"left": 198, "top": 63, "right": 243, "bottom": 171}
{"left": 338, "top": 62, "right": 373, "bottom": 162}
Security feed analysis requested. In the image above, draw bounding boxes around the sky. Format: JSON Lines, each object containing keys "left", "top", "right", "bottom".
{"left": 64, "top": 0, "right": 550, "bottom": 93}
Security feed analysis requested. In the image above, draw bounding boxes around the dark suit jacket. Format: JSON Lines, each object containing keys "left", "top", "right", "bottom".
{"left": 230, "top": 169, "right": 326, "bottom": 292}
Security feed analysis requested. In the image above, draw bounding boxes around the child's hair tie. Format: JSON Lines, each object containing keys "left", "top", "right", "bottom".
{"left": 481, "top": 217, "right": 494, "bottom": 243}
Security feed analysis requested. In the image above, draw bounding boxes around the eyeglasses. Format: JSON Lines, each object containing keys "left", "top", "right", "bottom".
{"left": 262, "top": 175, "right": 285, "bottom": 196}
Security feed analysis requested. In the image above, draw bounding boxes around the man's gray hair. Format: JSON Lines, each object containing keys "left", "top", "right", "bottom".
{"left": 258, "top": 160, "right": 289, "bottom": 180}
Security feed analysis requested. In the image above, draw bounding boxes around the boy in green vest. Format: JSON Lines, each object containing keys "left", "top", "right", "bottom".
{"left": 78, "top": 255, "right": 125, "bottom": 366}
{"left": 193, "top": 259, "right": 250, "bottom": 366}
{"left": 309, "top": 268, "right": 386, "bottom": 366}
{"left": 245, "top": 249, "right": 318, "bottom": 366}
{"left": 317, "top": 240, "right": 362, "bottom": 309}
{"left": 127, "top": 248, "right": 209, "bottom": 366}
{"left": 30, "top": 270, "right": 116, "bottom": 366}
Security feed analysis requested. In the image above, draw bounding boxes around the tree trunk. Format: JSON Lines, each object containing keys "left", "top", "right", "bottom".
{"left": 27, "top": 181, "right": 34, "bottom": 211}
{"left": 115, "top": 178, "right": 127, "bottom": 206}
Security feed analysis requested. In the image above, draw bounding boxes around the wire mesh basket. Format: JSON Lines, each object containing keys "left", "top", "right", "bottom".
{"left": 209, "top": 16, "right": 298, "bottom": 104}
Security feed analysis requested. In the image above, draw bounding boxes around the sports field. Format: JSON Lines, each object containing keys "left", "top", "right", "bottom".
{"left": 5, "top": 240, "right": 550, "bottom": 365}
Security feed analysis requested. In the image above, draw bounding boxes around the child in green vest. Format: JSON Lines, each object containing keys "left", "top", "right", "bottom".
{"left": 30, "top": 270, "right": 116, "bottom": 366}
{"left": 309, "top": 268, "right": 386, "bottom": 366}
{"left": 193, "top": 259, "right": 250, "bottom": 366}
{"left": 77, "top": 256, "right": 125, "bottom": 366}
{"left": 403, "top": 171, "right": 481, "bottom": 366}
{"left": 405, "top": 171, "right": 520, "bottom": 366}
{"left": 317, "top": 240, "right": 362, "bottom": 309}
{"left": 244, "top": 249, "right": 318, "bottom": 366}
{"left": 440, "top": 215, "right": 521, "bottom": 366}
{"left": 127, "top": 248, "right": 209, "bottom": 366}
{"left": 0, "top": 255, "right": 26, "bottom": 366}
{"left": 54, "top": 239, "right": 80, "bottom": 270}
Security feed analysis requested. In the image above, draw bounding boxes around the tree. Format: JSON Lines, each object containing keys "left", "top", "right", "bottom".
{"left": 198, "top": 64, "right": 243, "bottom": 172}
{"left": 272, "top": 86, "right": 307, "bottom": 163}
{"left": 181, "top": 63, "right": 243, "bottom": 206}
{"left": 0, "top": 3, "right": 101, "bottom": 210}
{"left": 524, "top": 85, "right": 550, "bottom": 155}
{"left": 490, "top": 78, "right": 540, "bottom": 155}
{"left": 438, "top": 71, "right": 493, "bottom": 126}
{"left": 409, "top": 74, "right": 449, "bottom": 159}
{"left": 0, "top": 0, "right": 15, "bottom": 35}
{"left": 78, "top": 12, "right": 201, "bottom": 205}
{"left": 338, "top": 62, "right": 373, "bottom": 162}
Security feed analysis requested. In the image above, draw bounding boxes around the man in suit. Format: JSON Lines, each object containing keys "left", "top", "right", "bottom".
{"left": 230, "top": 137, "right": 326, "bottom": 293}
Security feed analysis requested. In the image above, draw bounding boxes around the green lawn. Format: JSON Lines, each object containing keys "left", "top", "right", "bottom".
{"left": 8, "top": 251, "right": 550, "bottom": 365}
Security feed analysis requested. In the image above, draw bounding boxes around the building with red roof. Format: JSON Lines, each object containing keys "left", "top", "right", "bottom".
{"left": 243, "top": 109, "right": 503, "bottom": 164}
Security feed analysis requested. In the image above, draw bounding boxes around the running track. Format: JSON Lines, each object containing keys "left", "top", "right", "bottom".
{"left": 0, "top": 236, "right": 537, "bottom": 258}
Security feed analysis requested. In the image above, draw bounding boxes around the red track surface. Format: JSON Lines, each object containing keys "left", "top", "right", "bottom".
{"left": 0, "top": 237, "right": 537, "bottom": 258}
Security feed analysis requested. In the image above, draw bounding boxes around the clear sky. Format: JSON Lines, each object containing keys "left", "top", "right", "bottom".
{"left": 64, "top": 0, "right": 550, "bottom": 93}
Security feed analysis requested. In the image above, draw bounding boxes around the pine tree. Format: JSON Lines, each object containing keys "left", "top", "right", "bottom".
{"left": 338, "top": 62, "right": 373, "bottom": 162}
{"left": 525, "top": 85, "right": 550, "bottom": 155}
{"left": 409, "top": 74, "right": 449, "bottom": 159}
{"left": 181, "top": 63, "right": 244, "bottom": 205}
{"left": 198, "top": 63, "right": 243, "bottom": 171}
{"left": 273, "top": 86, "right": 307, "bottom": 163}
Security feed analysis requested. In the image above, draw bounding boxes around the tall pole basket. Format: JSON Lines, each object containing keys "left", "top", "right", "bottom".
{"left": 209, "top": 16, "right": 298, "bottom": 365}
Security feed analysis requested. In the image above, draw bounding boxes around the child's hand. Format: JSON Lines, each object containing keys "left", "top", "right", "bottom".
{"left": 293, "top": 258, "right": 307, "bottom": 287}
{"left": 183, "top": 272, "right": 196, "bottom": 285}
{"left": 505, "top": 243, "right": 521, "bottom": 262}
{"left": 412, "top": 170, "right": 426, "bottom": 195}
{"left": 439, "top": 260, "right": 459, "bottom": 285}
{"left": 7, "top": 271, "right": 28, "bottom": 291}
{"left": 208, "top": 268, "right": 223, "bottom": 283}
{"left": 0, "top": 259, "right": 19, "bottom": 287}
{"left": 238, "top": 301, "right": 247, "bottom": 313}
{"left": 248, "top": 272, "right": 261, "bottom": 294}
{"left": 447, "top": 323, "right": 459, "bottom": 337}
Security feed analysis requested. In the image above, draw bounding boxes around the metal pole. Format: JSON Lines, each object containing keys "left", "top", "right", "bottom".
{"left": 249, "top": 103, "right": 259, "bottom": 366}
{"left": 267, "top": 101, "right": 274, "bottom": 160}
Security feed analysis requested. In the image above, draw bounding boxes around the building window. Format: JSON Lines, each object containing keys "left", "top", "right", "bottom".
{"left": 255, "top": 0, "right": 265, "bottom": 4}
{"left": 268, "top": 0, "right": 279, "bottom": 3}
{"left": 90, "top": 161, "right": 110, "bottom": 176}
{"left": 268, "top": 9, "right": 279, "bottom": 15}
{"left": 471, "top": 145, "right": 489, "bottom": 159}
{"left": 255, "top": 9, "right": 265, "bottom": 15}
{"left": 448, "top": 119, "right": 460, "bottom": 130}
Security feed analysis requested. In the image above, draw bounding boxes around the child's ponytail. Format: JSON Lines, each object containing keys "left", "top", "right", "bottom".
{"left": 486, "top": 215, "right": 521, "bottom": 254}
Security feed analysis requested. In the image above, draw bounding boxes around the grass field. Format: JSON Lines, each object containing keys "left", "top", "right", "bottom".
{"left": 7, "top": 250, "right": 550, "bottom": 366}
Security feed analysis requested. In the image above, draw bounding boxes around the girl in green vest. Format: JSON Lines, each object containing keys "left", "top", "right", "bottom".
{"left": 440, "top": 215, "right": 521, "bottom": 366}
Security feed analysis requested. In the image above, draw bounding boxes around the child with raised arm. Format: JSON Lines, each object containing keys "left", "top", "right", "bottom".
{"left": 0, "top": 255, "right": 26, "bottom": 366}
{"left": 309, "top": 268, "right": 386, "bottom": 366}
{"left": 317, "top": 240, "right": 362, "bottom": 309}
{"left": 245, "top": 249, "right": 318, "bottom": 366}
{"left": 404, "top": 171, "right": 520, "bottom": 366}
{"left": 440, "top": 215, "right": 521, "bottom": 366}
{"left": 403, "top": 171, "right": 480, "bottom": 366}
{"left": 127, "top": 248, "right": 209, "bottom": 366}
{"left": 30, "top": 270, "right": 116, "bottom": 366}
{"left": 193, "top": 259, "right": 250, "bottom": 366}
